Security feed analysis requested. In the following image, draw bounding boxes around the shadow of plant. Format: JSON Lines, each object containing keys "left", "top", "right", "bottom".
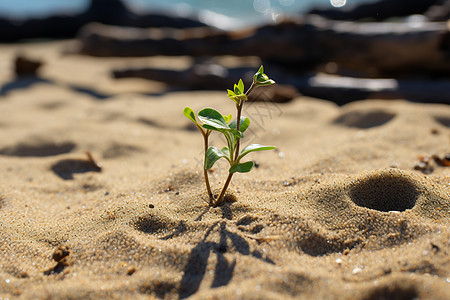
{"left": 178, "top": 221, "right": 274, "bottom": 298}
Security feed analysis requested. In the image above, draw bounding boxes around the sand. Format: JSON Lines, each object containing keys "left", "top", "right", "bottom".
{"left": 0, "top": 40, "right": 449, "bottom": 299}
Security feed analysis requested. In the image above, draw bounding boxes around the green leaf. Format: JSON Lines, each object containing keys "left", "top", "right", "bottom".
{"left": 183, "top": 107, "right": 197, "bottom": 124}
{"left": 228, "top": 80, "right": 247, "bottom": 104}
{"left": 238, "top": 144, "right": 276, "bottom": 161}
{"left": 237, "top": 79, "right": 244, "bottom": 94}
{"left": 233, "top": 79, "right": 244, "bottom": 95}
{"left": 221, "top": 128, "right": 243, "bottom": 157}
{"left": 202, "top": 124, "right": 219, "bottom": 131}
{"left": 256, "top": 78, "right": 275, "bottom": 87}
{"left": 227, "top": 94, "right": 239, "bottom": 104}
{"left": 253, "top": 65, "right": 275, "bottom": 87}
{"left": 229, "top": 116, "right": 250, "bottom": 133}
{"left": 257, "top": 65, "right": 264, "bottom": 74}
{"left": 221, "top": 147, "right": 230, "bottom": 159}
{"left": 223, "top": 131, "right": 236, "bottom": 156}
{"left": 205, "top": 146, "right": 228, "bottom": 170}
{"left": 229, "top": 161, "right": 255, "bottom": 173}
{"left": 198, "top": 108, "right": 230, "bottom": 130}
{"left": 229, "top": 128, "right": 244, "bottom": 139}
{"left": 229, "top": 94, "right": 247, "bottom": 104}
{"left": 223, "top": 114, "right": 232, "bottom": 124}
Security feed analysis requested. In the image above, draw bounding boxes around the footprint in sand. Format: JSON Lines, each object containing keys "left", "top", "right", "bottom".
{"left": 0, "top": 140, "right": 76, "bottom": 157}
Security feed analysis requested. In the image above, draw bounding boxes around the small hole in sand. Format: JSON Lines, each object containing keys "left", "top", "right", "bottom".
{"left": 349, "top": 171, "right": 419, "bottom": 212}
{"left": 133, "top": 215, "right": 180, "bottom": 237}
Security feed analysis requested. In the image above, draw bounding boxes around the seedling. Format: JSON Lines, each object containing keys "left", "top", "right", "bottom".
{"left": 184, "top": 66, "right": 276, "bottom": 206}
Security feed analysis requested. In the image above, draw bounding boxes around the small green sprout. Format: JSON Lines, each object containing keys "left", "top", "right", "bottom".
{"left": 184, "top": 66, "right": 276, "bottom": 206}
{"left": 227, "top": 79, "right": 247, "bottom": 104}
{"left": 253, "top": 65, "right": 275, "bottom": 87}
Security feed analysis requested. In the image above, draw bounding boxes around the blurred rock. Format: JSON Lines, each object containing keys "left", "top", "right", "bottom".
{"left": 425, "top": 0, "right": 450, "bottom": 21}
{"left": 112, "top": 63, "right": 298, "bottom": 103}
{"left": 0, "top": 0, "right": 209, "bottom": 42}
{"left": 113, "top": 63, "right": 450, "bottom": 104}
{"left": 14, "top": 55, "right": 43, "bottom": 77}
{"left": 81, "top": 17, "right": 450, "bottom": 78}
{"left": 113, "top": 64, "right": 242, "bottom": 90}
{"left": 298, "top": 75, "right": 450, "bottom": 104}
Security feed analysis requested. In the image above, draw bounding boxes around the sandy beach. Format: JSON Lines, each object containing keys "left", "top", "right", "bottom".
{"left": 0, "top": 40, "right": 449, "bottom": 299}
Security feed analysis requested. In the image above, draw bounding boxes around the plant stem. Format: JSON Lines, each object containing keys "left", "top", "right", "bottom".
{"left": 202, "top": 131, "right": 214, "bottom": 203}
{"left": 234, "top": 103, "right": 243, "bottom": 157}
{"left": 215, "top": 172, "right": 233, "bottom": 206}
{"left": 215, "top": 83, "right": 256, "bottom": 206}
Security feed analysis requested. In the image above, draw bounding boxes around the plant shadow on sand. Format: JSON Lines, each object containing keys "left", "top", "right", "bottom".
{"left": 178, "top": 220, "right": 274, "bottom": 298}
